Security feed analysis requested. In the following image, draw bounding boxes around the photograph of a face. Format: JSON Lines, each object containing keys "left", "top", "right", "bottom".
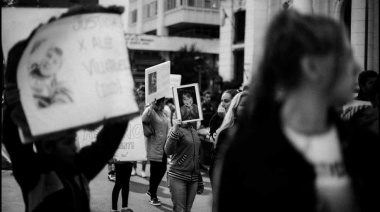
{"left": 148, "top": 72, "right": 157, "bottom": 94}
{"left": 173, "top": 83, "right": 203, "bottom": 123}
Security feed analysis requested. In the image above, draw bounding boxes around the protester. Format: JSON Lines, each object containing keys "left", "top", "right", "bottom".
{"left": 208, "top": 89, "right": 239, "bottom": 142}
{"left": 3, "top": 5, "right": 132, "bottom": 212}
{"left": 355, "top": 70, "right": 379, "bottom": 102}
{"left": 142, "top": 97, "right": 169, "bottom": 206}
{"left": 165, "top": 115, "right": 204, "bottom": 212}
{"left": 108, "top": 159, "right": 116, "bottom": 181}
{"left": 209, "top": 91, "right": 248, "bottom": 184}
{"left": 341, "top": 71, "right": 379, "bottom": 121}
{"left": 200, "top": 91, "right": 216, "bottom": 128}
{"left": 110, "top": 160, "right": 134, "bottom": 212}
{"left": 217, "top": 10, "right": 379, "bottom": 212}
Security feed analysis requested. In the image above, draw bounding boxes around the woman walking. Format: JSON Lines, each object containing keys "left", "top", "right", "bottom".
{"left": 142, "top": 97, "right": 169, "bottom": 206}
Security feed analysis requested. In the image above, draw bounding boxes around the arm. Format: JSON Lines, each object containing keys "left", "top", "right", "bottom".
{"left": 3, "top": 101, "right": 40, "bottom": 190}
{"left": 142, "top": 105, "right": 153, "bottom": 124}
{"left": 164, "top": 119, "right": 181, "bottom": 155}
{"left": 77, "top": 119, "right": 129, "bottom": 181}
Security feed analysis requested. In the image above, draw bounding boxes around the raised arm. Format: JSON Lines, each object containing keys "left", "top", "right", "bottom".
{"left": 77, "top": 119, "right": 129, "bottom": 181}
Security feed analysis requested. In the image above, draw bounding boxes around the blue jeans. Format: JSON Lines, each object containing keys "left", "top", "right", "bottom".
{"left": 167, "top": 175, "right": 198, "bottom": 212}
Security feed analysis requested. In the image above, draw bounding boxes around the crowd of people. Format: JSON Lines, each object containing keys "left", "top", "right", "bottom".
{"left": 3, "top": 4, "right": 379, "bottom": 212}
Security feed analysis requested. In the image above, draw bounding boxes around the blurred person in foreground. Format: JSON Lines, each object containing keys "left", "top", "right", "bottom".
{"left": 216, "top": 10, "right": 379, "bottom": 212}
{"left": 3, "top": 5, "right": 131, "bottom": 212}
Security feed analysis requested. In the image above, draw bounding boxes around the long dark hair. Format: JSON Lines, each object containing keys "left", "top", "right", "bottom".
{"left": 244, "top": 10, "right": 347, "bottom": 129}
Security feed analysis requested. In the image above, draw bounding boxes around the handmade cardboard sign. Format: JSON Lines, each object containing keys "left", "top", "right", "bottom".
{"left": 145, "top": 61, "right": 171, "bottom": 104}
{"left": 173, "top": 83, "right": 203, "bottom": 123}
{"left": 166, "top": 74, "right": 182, "bottom": 98}
{"left": 114, "top": 116, "right": 147, "bottom": 161}
{"left": 16, "top": 13, "right": 139, "bottom": 138}
{"left": 76, "top": 116, "right": 147, "bottom": 161}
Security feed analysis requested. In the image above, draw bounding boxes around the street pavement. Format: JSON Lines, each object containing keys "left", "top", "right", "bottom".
{"left": 2, "top": 162, "right": 212, "bottom": 212}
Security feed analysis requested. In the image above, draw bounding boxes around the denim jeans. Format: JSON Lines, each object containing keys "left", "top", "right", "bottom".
{"left": 167, "top": 175, "right": 198, "bottom": 212}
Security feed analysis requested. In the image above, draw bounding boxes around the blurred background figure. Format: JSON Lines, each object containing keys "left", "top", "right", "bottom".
{"left": 208, "top": 89, "right": 240, "bottom": 143}
{"left": 341, "top": 70, "right": 379, "bottom": 121}
{"left": 200, "top": 90, "right": 216, "bottom": 129}
{"left": 209, "top": 91, "right": 248, "bottom": 209}
{"left": 110, "top": 160, "right": 134, "bottom": 212}
{"left": 217, "top": 10, "right": 379, "bottom": 212}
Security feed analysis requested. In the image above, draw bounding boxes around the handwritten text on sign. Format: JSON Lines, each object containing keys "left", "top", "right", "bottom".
{"left": 17, "top": 13, "right": 138, "bottom": 139}
{"left": 77, "top": 116, "right": 146, "bottom": 161}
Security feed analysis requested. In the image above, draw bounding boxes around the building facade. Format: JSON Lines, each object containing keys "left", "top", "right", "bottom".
{"left": 126, "top": 0, "right": 221, "bottom": 88}
{"left": 219, "top": 0, "right": 379, "bottom": 87}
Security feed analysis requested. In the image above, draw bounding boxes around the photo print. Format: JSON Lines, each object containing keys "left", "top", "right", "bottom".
{"left": 173, "top": 83, "right": 203, "bottom": 123}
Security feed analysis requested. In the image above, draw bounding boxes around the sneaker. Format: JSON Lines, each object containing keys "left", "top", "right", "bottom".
{"left": 131, "top": 169, "right": 136, "bottom": 176}
{"left": 146, "top": 191, "right": 151, "bottom": 198}
{"left": 121, "top": 208, "right": 133, "bottom": 212}
{"left": 141, "top": 171, "right": 147, "bottom": 178}
{"left": 149, "top": 197, "right": 161, "bottom": 206}
{"left": 108, "top": 174, "right": 116, "bottom": 182}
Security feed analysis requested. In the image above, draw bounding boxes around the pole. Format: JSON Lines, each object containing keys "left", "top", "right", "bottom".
{"left": 364, "top": 0, "right": 368, "bottom": 71}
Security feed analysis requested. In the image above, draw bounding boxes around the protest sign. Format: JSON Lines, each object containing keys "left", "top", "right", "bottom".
{"left": 114, "top": 116, "right": 147, "bottom": 161}
{"left": 76, "top": 116, "right": 147, "bottom": 161}
{"left": 166, "top": 74, "right": 182, "bottom": 98}
{"left": 16, "top": 13, "right": 139, "bottom": 139}
{"left": 173, "top": 83, "right": 203, "bottom": 123}
{"left": 145, "top": 61, "right": 171, "bottom": 104}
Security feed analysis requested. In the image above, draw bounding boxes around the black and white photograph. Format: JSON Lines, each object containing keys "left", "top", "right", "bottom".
{"left": 2, "top": 1, "right": 379, "bottom": 212}
{"left": 172, "top": 83, "right": 203, "bottom": 123}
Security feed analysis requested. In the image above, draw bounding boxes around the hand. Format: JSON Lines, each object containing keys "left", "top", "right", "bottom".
{"left": 173, "top": 119, "right": 182, "bottom": 132}
{"left": 197, "top": 184, "right": 204, "bottom": 194}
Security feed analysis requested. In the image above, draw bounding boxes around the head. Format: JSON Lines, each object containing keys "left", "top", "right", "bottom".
{"left": 245, "top": 10, "right": 359, "bottom": 124}
{"left": 154, "top": 97, "right": 166, "bottom": 111}
{"left": 39, "top": 46, "right": 63, "bottom": 77}
{"left": 220, "top": 89, "right": 240, "bottom": 111}
{"left": 137, "top": 85, "right": 145, "bottom": 100}
{"left": 357, "top": 70, "right": 379, "bottom": 101}
{"left": 203, "top": 91, "right": 212, "bottom": 103}
{"left": 182, "top": 91, "right": 194, "bottom": 107}
{"left": 34, "top": 131, "right": 78, "bottom": 167}
{"left": 217, "top": 91, "right": 248, "bottom": 133}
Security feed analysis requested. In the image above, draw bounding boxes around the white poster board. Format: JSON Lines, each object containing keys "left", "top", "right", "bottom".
{"left": 76, "top": 116, "right": 147, "bottom": 161}
{"left": 166, "top": 74, "right": 182, "bottom": 98}
{"left": 172, "top": 83, "right": 203, "bottom": 123}
{"left": 16, "top": 13, "right": 139, "bottom": 139}
{"left": 145, "top": 61, "right": 171, "bottom": 104}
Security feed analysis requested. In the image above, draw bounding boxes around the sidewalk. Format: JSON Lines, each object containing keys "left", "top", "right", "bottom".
{"left": 1, "top": 162, "right": 212, "bottom": 212}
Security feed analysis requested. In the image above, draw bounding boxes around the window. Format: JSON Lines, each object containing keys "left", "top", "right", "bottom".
{"left": 234, "top": 10, "right": 245, "bottom": 43}
{"left": 131, "top": 10, "right": 137, "bottom": 23}
{"left": 166, "top": 0, "right": 176, "bottom": 11}
{"left": 149, "top": 1, "right": 157, "bottom": 17}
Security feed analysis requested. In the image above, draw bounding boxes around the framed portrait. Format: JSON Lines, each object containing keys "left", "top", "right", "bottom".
{"left": 172, "top": 83, "right": 203, "bottom": 123}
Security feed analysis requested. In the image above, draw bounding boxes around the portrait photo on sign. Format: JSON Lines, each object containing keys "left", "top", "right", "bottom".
{"left": 173, "top": 83, "right": 203, "bottom": 123}
{"left": 148, "top": 72, "right": 157, "bottom": 94}
{"left": 28, "top": 39, "right": 73, "bottom": 109}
